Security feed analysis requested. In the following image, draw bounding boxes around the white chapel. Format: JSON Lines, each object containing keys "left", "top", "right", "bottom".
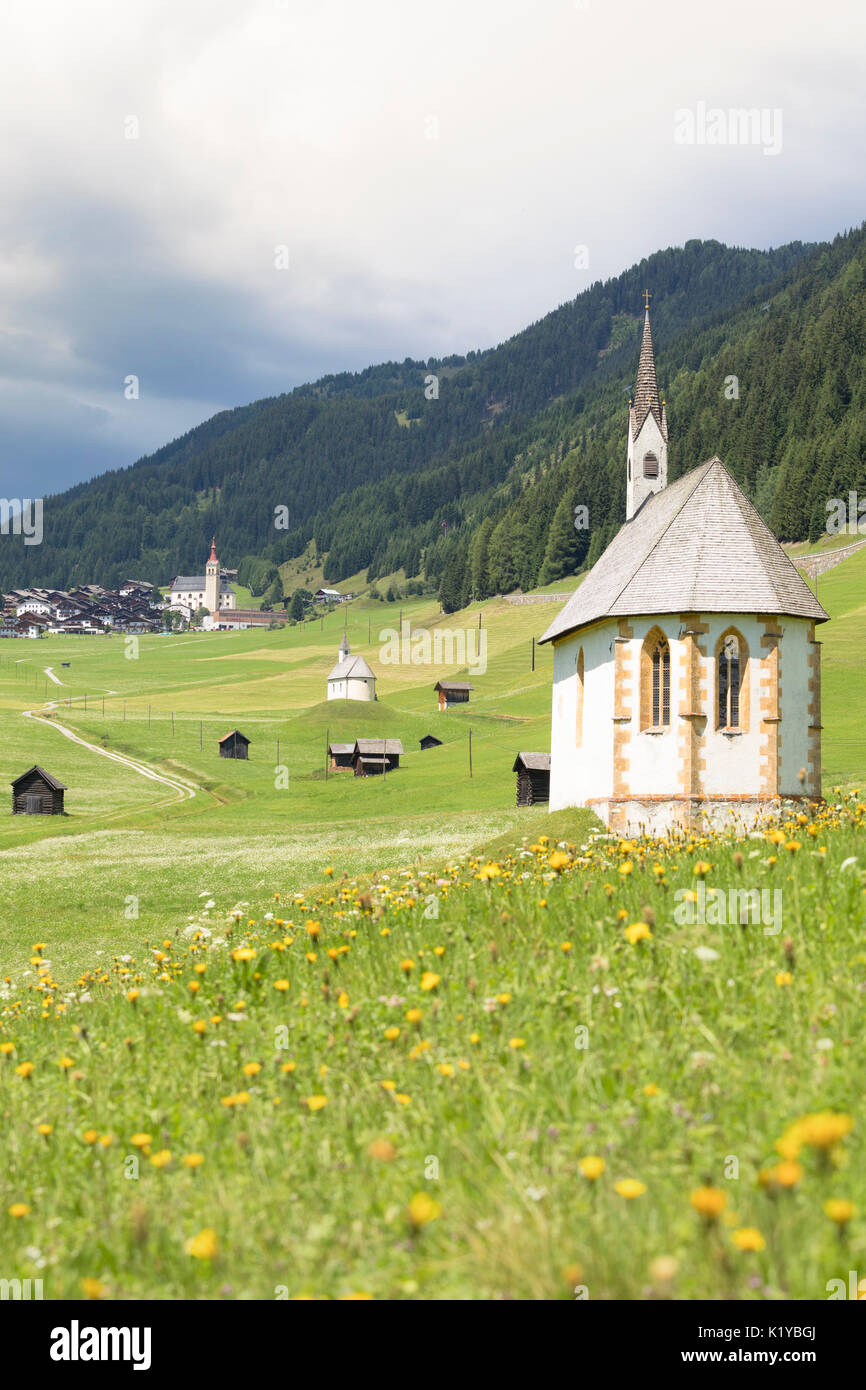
{"left": 540, "top": 301, "right": 828, "bottom": 836}
{"left": 327, "top": 632, "right": 377, "bottom": 701}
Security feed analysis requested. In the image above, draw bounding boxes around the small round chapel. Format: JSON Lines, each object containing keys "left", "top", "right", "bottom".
{"left": 540, "top": 302, "right": 827, "bottom": 836}
{"left": 327, "top": 633, "right": 377, "bottom": 702}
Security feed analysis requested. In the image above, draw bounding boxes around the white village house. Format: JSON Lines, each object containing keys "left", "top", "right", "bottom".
{"left": 327, "top": 633, "right": 377, "bottom": 701}
{"left": 540, "top": 303, "right": 828, "bottom": 836}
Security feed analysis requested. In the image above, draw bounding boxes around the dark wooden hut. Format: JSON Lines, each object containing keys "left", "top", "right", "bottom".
{"left": 352, "top": 738, "right": 403, "bottom": 776}
{"left": 218, "top": 730, "right": 250, "bottom": 760}
{"left": 328, "top": 741, "right": 355, "bottom": 769}
{"left": 11, "top": 765, "right": 67, "bottom": 815}
{"left": 435, "top": 680, "right": 473, "bottom": 711}
{"left": 419, "top": 734, "right": 442, "bottom": 750}
{"left": 512, "top": 752, "right": 550, "bottom": 806}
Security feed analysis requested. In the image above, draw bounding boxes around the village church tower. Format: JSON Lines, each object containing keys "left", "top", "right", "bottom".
{"left": 204, "top": 538, "right": 220, "bottom": 615}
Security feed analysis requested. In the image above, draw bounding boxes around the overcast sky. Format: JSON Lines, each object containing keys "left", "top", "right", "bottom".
{"left": 1, "top": 0, "right": 864, "bottom": 497}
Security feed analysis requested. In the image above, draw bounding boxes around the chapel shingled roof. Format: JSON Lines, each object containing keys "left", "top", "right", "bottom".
{"left": 328, "top": 654, "right": 376, "bottom": 681}
{"left": 540, "top": 457, "right": 828, "bottom": 644}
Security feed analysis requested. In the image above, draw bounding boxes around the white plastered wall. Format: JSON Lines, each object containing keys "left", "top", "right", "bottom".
{"left": 548, "top": 612, "right": 815, "bottom": 812}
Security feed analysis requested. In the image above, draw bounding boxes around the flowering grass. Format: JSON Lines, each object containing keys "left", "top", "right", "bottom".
{"left": 1, "top": 794, "right": 864, "bottom": 1299}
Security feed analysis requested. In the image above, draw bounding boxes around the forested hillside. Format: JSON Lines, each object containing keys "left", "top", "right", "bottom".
{"left": 4, "top": 226, "right": 866, "bottom": 605}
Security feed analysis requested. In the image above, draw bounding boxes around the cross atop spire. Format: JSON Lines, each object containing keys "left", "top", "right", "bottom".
{"left": 643, "top": 288, "right": 652, "bottom": 312}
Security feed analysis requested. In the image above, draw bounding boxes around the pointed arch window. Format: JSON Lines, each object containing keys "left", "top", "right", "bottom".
{"left": 575, "top": 647, "right": 584, "bottom": 746}
{"left": 651, "top": 638, "right": 670, "bottom": 726}
{"left": 716, "top": 629, "right": 749, "bottom": 731}
{"left": 641, "top": 628, "right": 670, "bottom": 730}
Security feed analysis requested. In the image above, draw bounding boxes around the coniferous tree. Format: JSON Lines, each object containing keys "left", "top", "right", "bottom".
{"left": 538, "top": 492, "right": 584, "bottom": 585}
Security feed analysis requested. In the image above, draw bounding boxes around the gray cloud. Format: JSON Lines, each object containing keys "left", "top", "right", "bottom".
{"left": 1, "top": 0, "right": 865, "bottom": 495}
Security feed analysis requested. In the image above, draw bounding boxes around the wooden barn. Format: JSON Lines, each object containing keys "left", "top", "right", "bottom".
{"left": 419, "top": 734, "right": 442, "bottom": 750}
{"left": 352, "top": 738, "right": 403, "bottom": 776}
{"left": 11, "top": 765, "right": 67, "bottom": 815}
{"left": 512, "top": 752, "right": 551, "bottom": 806}
{"left": 328, "top": 741, "right": 355, "bottom": 769}
{"left": 219, "top": 730, "right": 250, "bottom": 760}
{"left": 435, "top": 680, "right": 473, "bottom": 711}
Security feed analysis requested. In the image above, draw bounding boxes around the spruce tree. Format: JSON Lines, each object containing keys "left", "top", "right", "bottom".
{"left": 538, "top": 493, "right": 582, "bottom": 585}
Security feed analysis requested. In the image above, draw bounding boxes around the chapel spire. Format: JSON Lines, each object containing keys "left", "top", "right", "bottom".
{"left": 631, "top": 303, "right": 665, "bottom": 439}
{"left": 626, "top": 296, "right": 668, "bottom": 521}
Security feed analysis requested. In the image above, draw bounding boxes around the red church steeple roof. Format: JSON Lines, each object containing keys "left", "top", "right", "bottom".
{"left": 208, "top": 536, "right": 217, "bottom": 563}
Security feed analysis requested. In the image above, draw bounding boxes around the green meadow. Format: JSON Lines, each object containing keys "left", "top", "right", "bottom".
{"left": 0, "top": 593, "right": 558, "bottom": 972}
{"left": 0, "top": 564, "right": 864, "bottom": 1300}
{"left": 0, "top": 557, "right": 862, "bottom": 971}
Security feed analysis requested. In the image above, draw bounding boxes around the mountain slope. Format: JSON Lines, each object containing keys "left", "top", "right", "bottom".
{"left": 1, "top": 237, "right": 816, "bottom": 593}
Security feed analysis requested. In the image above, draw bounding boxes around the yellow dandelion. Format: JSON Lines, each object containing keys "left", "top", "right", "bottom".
{"left": 408, "top": 1192, "right": 442, "bottom": 1227}
{"left": 772, "top": 1160, "right": 803, "bottom": 1188}
{"left": 477, "top": 862, "right": 501, "bottom": 880}
{"left": 185, "top": 1228, "right": 218, "bottom": 1260}
{"left": 614, "top": 1179, "right": 647, "bottom": 1199}
{"left": 578, "top": 1155, "right": 606, "bottom": 1180}
{"left": 731, "top": 1227, "right": 765, "bottom": 1252}
{"left": 625, "top": 922, "right": 652, "bottom": 945}
{"left": 690, "top": 1186, "right": 727, "bottom": 1220}
{"left": 824, "top": 1199, "right": 855, "bottom": 1225}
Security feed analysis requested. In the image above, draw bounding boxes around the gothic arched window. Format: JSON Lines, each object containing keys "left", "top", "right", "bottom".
{"left": 641, "top": 628, "right": 670, "bottom": 729}
{"left": 716, "top": 629, "right": 748, "bottom": 730}
{"left": 575, "top": 647, "right": 584, "bottom": 746}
